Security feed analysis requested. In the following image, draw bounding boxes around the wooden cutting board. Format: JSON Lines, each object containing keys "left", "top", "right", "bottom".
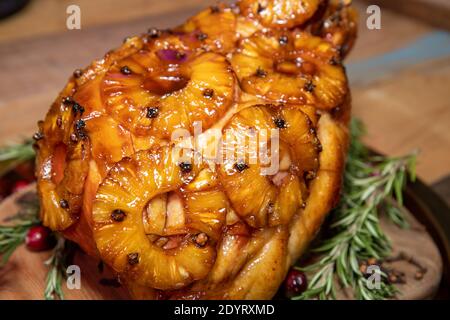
{"left": 0, "top": 184, "right": 443, "bottom": 300}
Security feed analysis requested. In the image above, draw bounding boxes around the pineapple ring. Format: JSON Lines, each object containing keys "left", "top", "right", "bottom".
{"left": 308, "top": 0, "right": 358, "bottom": 58}
{"left": 218, "top": 104, "right": 321, "bottom": 228}
{"left": 101, "top": 43, "right": 235, "bottom": 138}
{"left": 231, "top": 30, "right": 347, "bottom": 109}
{"left": 92, "top": 146, "right": 226, "bottom": 290}
{"left": 238, "top": 0, "right": 320, "bottom": 28}
{"left": 178, "top": 5, "right": 238, "bottom": 54}
{"left": 36, "top": 93, "right": 90, "bottom": 231}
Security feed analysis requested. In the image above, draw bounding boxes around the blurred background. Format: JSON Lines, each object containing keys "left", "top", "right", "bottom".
{"left": 0, "top": 0, "right": 449, "bottom": 201}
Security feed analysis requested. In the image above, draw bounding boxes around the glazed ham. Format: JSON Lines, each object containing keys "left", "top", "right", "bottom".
{"left": 34, "top": 0, "right": 357, "bottom": 299}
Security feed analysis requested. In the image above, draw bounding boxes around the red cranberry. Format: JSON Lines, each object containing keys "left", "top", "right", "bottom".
{"left": 12, "top": 180, "right": 29, "bottom": 193}
{"left": 25, "top": 225, "right": 56, "bottom": 252}
{"left": 284, "top": 268, "right": 308, "bottom": 298}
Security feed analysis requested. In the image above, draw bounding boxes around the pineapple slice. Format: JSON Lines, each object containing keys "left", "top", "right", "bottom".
{"left": 92, "top": 146, "right": 227, "bottom": 290}
{"left": 238, "top": 0, "right": 320, "bottom": 28}
{"left": 308, "top": 0, "right": 358, "bottom": 58}
{"left": 218, "top": 104, "right": 321, "bottom": 228}
{"left": 178, "top": 4, "right": 238, "bottom": 53}
{"left": 36, "top": 91, "right": 90, "bottom": 231}
{"left": 231, "top": 30, "right": 347, "bottom": 109}
{"left": 101, "top": 36, "right": 235, "bottom": 138}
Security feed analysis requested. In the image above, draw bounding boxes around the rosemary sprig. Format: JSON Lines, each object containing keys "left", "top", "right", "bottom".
{"left": 0, "top": 139, "right": 35, "bottom": 177}
{"left": 44, "top": 237, "right": 72, "bottom": 300}
{"left": 0, "top": 193, "right": 40, "bottom": 266}
{"left": 294, "top": 119, "right": 417, "bottom": 300}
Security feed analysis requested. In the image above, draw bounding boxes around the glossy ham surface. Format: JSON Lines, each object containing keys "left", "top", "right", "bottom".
{"left": 34, "top": 0, "right": 357, "bottom": 299}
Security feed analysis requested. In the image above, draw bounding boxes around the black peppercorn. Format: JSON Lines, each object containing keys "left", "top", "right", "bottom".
{"left": 63, "top": 96, "right": 74, "bottom": 106}
{"left": 146, "top": 107, "right": 159, "bottom": 118}
{"left": 33, "top": 132, "right": 44, "bottom": 141}
{"left": 304, "top": 80, "right": 316, "bottom": 93}
{"left": 203, "top": 88, "right": 214, "bottom": 99}
{"left": 111, "top": 209, "right": 126, "bottom": 222}
{"left": 279, "top": 36, "right": 288, "bottom": 46}
{"left": 72, "top": 102, "right": 85, "bottom": 115}
{"left": 73, "top": 69, "right": 83, "bottom": 78}
{"left": 257, "top": 3, "right": 265, "bottom": 14}
{"left": 148, "top": 28, "right": 161, "bottom": 38}
{"left": 75, "top": 119, "right": 86, "bottom": 130}
{"left": 59, "top": 199, "right": 69, "bottom": 209}
{"left": 120, "top": 66, "right": 132, "bottom": 75}
{"left": 196, "top": 32, "right": 208, "bottom": 41}
{"left": 329, "top": 56, "right": 341, "bottom": 66}
{"left": 304, "top": 170, "right": 317, "bottom": 181}
{"left": 256, "top": 67, "right": 267, "bottom": 78}
{"left": 127, "top": 252, "right": 140, "bottom": 265}
{"left": 179, "top": 162, "right": 193, "bottom": 173}
{"left": 274, "top": 118, "right": 287, "bottom": 129}
{"left": 234, "top": 161, "right": 249, "bottom": 172}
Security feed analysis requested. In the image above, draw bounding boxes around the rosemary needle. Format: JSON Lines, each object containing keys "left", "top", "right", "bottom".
{"left": 294, "top": 119, "right": 417, "bottom": 300}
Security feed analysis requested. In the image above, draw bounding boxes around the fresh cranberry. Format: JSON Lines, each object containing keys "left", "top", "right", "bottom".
{"left": 284, "top": 268, "right": 308, "bottom": 298}
{"left": 12, "top": 180, "right": 29, "bottom": 193}
{"left": 25, "top": 225, "right": 56, "bottom": 252}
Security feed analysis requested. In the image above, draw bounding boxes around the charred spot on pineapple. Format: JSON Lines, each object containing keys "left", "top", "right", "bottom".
{"left": 146, "top": 107, "right": 159, "bottom": 119}
{"left": 120, "top": 65, "right": 132, "bottom": 75}
{"left": 179, "top": 162, "right": 193, "bottom": 173}
{"left": 111, "top": 209, "right": 127, "bottom": 222}
{"left": 127, "top": 252, "right": 140, "bottom": 265}
{"left": 203, "top": 88, "right": 214, "bottom": 99}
